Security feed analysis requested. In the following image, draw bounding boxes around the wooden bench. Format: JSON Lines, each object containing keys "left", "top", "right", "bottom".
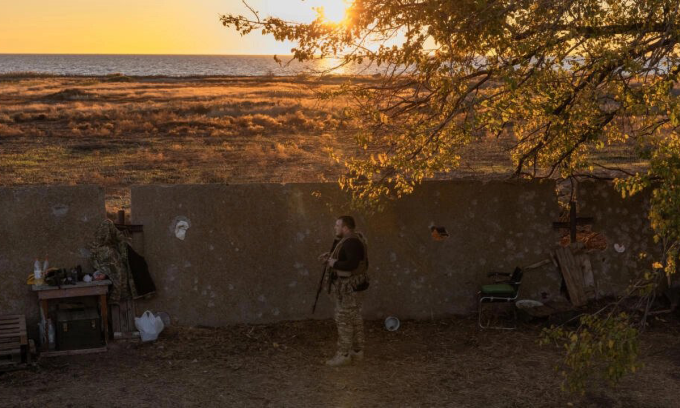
{"left": 0, "top": 314, "right": 28, "bottom": 368}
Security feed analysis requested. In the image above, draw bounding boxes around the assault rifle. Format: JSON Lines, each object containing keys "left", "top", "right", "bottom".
{"left": 312, "top": 238, "right": 339, "bottom": 314}
{"left": 311, "top": 264, "right": 329, "bottom": 314}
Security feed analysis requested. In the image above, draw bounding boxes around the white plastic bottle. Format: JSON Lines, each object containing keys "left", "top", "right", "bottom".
{"left": 33, "top": 259, "right": 43, "bottom": 285}
{"left": 42, "top": 256, "right": 49, "bottom": 274}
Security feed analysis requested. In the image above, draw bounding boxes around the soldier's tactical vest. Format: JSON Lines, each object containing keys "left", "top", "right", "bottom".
{"left": 331, "top": 232, "right": 369, "bottom": 292}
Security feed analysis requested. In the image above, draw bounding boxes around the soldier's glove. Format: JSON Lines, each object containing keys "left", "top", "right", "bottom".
{"left": 317, "top": 252, "right": 330, "bottom": 264}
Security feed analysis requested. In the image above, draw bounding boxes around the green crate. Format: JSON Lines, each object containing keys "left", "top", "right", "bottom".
{"left": 56, "top": 308, "right": 103, "bottom": 350}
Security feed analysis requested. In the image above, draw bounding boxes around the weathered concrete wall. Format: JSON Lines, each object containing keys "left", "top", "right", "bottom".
{"left": 578, "top": 182, "right": 657, "bottom": 296}
{"left": 131, "top": 181, "right": 565, "bottom": 326}
{"left": 0, "top": 186, "right": 106, "bottom": 327}
{"left": 0, "top": 182, "right": 657, "bottom": 329}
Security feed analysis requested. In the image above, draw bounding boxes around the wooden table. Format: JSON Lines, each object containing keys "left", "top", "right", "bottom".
{"left": 32, "top": 280, "right": 111, "bottom": 357}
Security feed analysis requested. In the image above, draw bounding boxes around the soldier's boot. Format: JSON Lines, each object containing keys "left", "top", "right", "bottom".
{"left": 350, "top": 349, "right": 364, "bottom": 362}
{"left": 325, "top": 352, "right": 352, "bottom": 367}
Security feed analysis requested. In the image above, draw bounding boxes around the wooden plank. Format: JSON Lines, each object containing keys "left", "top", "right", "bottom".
{"left": 0, "top": 334, "right": 27, "bottom": 345}
{"left": 0, "top": 320, "right": 21, "bottom": 326}
{"left": 115, "top": 299, "right": 136, "bottom": 335}
{"left": 0, "top": 320, "right": 25, "bottom": 332}
{"left": 40, "top": 300, "right": 49, "bottom": 352}
{"left": 32, "top": 280, "right": 112, "bottom": 292}
{"left": 0, "top": 327, "right": 21, "bottom": 333}
{"left": 0, "top": 341, "right": 21, "bottom": 350}
{"left": 100, "top": 294, "right": 109, "bottom": 343}
{"left": 111, "top": 304, "right": 121, "bottom": 334}
{"left": 0, "top": 350, "right": 21, "bottom": 363}
{"left": 0, "top": 315, "right": 23, "bottom": 320}
{"left": 120, "top": 303, "right": 129, "bottom": 333}
{"left": 37, "top": 285, "right": 108, "bottom": 300}
{"left": 115, "top": 224, "right": 144, "bottom": 233}
{"left": 122, "top": 301, "right": 129, "bottom": 332}
{"left": 126, "top": 299, "right": 136, "bottom": 333}
{"left": 27, "top": 339, "right": 35, "bottom": 365}
{"left": 0, "top": 335, "right": 19, "bottom": 340}
{"left": 555, "top": 246, "right": 588, "bottom": 307}
{"left": 0, "top": 328, "right": 25, "bottom": 334}
{"left": 0, "top": 331, "right": 25, "bottom": 338}
{"left": 41, "top": 346, "right": 107, "bottom": 358}
{"left": 125, "top": 302, "right": 134, "bottom": 332}
{"left": 0, "top": 355, "right": 21, "bottom": 365}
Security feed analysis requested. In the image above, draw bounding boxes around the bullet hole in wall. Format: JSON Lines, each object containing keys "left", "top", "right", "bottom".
{"left": 430, "top": 226, "right": 449, "bottom": 241}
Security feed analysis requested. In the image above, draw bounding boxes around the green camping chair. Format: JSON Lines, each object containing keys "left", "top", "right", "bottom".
{"left": 478, "top": 267, "right": 523, "bottom": 329}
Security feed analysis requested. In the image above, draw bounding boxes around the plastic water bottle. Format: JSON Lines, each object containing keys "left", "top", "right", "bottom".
{"left": 33, "top": 259, "right": 43, "bottom": 285}
{"left": 42, "top": 257, "right": 49, "bottom": 274}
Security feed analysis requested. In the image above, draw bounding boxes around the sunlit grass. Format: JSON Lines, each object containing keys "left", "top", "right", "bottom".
{"left": 0, "top": 74, "right": 648, "bottom": 216}
{"left": 0, "top": 75, "right": 360, "bottom": 213}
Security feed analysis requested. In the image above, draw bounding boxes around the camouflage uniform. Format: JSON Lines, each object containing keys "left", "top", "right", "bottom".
{"left": 90, "top": 219, "right": 136, "bottom": 302}
{"left": 331, "top": 280, "right": 365, "bottom": 354}
{"left": 327, "top": 232, "right": 368, "bottom": 355}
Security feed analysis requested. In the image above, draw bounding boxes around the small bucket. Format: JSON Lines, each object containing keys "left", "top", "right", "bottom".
{"left": 384, "top": 316, "right": 400, "bottom": 331}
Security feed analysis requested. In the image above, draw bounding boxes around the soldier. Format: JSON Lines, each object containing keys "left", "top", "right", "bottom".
{"left": 319, "top": 215, "right": 369, "bottom": 367}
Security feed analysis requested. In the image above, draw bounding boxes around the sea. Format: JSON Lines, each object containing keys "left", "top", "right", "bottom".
{"left": 0, "top": 54, "right": 385, "bottom": 77}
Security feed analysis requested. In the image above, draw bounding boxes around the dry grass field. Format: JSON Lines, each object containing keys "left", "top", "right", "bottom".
{"left": 0, "top": 74, "right": 646, "bottom": 215}
{"left": 0, "top": 74, "right": 363, "bottom": 213}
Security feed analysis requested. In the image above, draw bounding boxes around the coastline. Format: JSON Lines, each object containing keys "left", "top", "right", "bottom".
{"left": 0, "top": 54, "right": 384, "bottom": 77}
{"left": 0, "top": 72, "right": 380, "bottom": 80}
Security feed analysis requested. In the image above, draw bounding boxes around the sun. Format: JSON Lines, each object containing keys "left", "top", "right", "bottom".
{"left": 315, "top": 0, "right": 350, "bottom": 24}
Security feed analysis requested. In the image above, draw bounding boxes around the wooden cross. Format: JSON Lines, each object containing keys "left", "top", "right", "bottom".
{"left": 552, "top": 201, "right": 594, "bottom": 244}
{"left": 115, "top": 210, "right": 144, "bottom": 234}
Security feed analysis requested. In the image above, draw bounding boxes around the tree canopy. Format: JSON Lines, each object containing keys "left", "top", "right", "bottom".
{"left": 223, "top": 0, "right": 680, "bottom": 254}
{"left": 223, "top": 0, "right": 680, "bottom": 391}
{"left": 223, "top": 2, "right": 677, "bottom": 185}
{"left": 223, "top": 0, "right": 679, "bottom": 243}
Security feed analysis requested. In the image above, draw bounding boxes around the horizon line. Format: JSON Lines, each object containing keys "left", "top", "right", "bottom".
{"left": 0, "top": 52, "right": 304, "bottom": 57}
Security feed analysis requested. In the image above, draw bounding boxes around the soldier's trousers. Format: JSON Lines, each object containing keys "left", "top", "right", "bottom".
{"left": 333, "top": 289, "right": 364, "bottom": 355}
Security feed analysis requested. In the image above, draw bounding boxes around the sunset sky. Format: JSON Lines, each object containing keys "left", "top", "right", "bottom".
{"left": 0, "top": 0, "right": 349, "bottom": 55}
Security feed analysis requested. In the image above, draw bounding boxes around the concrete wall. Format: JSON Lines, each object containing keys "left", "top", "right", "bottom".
{"left": 131, "top": 181, "right": 566, "bottom": 326}
{"left": 0, "top": 182, "right": 658, "bottom": 328}
{"left": 0, "top": 186, "right": 106, "bottom": 326}
{"left": 578, "top": 181, "right": 658, "bottom": 296}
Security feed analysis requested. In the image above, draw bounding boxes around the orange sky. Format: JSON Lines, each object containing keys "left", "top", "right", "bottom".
{"left": 0, "top": 0, "right": 349, "bottom": 54}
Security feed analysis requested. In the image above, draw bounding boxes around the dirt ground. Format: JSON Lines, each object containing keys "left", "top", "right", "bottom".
{"left": 2, "top": 317, "right": 680, "bottom": 408}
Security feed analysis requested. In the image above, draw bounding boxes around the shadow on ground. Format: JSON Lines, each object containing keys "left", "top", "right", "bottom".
{"left": 2, "top": 317, "right": 680, "bottom": 407}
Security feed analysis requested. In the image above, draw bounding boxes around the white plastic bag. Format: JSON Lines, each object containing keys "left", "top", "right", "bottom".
{"left": 134, "top": 310, "right": 165, "bottom": 342}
